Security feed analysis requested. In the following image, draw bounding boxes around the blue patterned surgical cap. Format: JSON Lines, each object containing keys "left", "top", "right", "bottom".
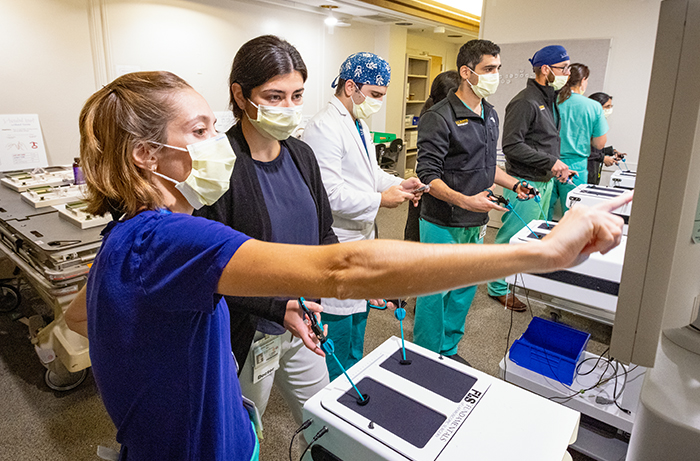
{"left": 332, "top": 52, "right": 391, "bottom": 88}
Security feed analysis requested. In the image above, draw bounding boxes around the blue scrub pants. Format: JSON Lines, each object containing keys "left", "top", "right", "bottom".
{"left": 321, "top": 309, "right": 369, "bottom": 381}
{"left": 413, "top": 219, "right": 483, "bottom": 356}
{"left": 487, "top": 177, "right": 554, "bottom": 297}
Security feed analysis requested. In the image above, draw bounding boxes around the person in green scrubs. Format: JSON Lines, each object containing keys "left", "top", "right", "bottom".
{"left": 487, "top": 45, "right": 571, "bottom": 311}
{"left": 549, "top": 63, "right": 608, "bottom": 219}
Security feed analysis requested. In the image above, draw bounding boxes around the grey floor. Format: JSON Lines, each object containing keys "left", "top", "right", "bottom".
{"left": 0, "top": 202, "right": 610, "bottom": 460}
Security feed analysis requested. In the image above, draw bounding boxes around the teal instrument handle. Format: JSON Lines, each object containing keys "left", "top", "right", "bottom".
{"left": 324, "top": 338, "right": 365, "bottom": 402}
{"left": 506, "top": 204, "right": 540, "bottom": 239}
{"left": 394, "top": 307, "right": 407, "bottom": 362}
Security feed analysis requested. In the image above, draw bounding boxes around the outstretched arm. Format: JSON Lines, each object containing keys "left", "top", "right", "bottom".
{"left": 218, "top": 193, "right": 631, "bottom": 300}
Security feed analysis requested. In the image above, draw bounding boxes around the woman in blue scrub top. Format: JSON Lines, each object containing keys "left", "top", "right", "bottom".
{"left": 549, "top": 63, "right": 609, "bottom": 219}
{"left": 65, "top": 70, "right": 627, "bottom": 461}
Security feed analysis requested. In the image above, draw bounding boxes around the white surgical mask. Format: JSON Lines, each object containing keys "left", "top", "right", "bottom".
{"left": 246, "top": 100, "right": 303, "bottom": 141}
{"left": 603, "top": 107, "right": 613, "bottom": 118}
{"left": 467, "top": 68, "right": 499, "bottom": 99}
{"left": 152, "top": 133, "right": 236, "bottom": 210}
{"left": 352, "top": 84, "right": 383, "bottom": 120}
{"left": 549, "top": 73, "right": 569, "bottom": 91}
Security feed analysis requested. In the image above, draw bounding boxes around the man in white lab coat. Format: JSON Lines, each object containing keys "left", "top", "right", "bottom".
{"left": 304, "top": 52, "right": 426, "bottom": 380}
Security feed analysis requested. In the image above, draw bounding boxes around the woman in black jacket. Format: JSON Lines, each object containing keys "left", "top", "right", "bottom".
{"left": 194, "top": 35, "right": 336, "bottom": 428}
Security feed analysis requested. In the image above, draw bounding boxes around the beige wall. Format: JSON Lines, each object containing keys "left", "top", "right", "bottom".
{"left": 102, "top": 0, "right": 377, "bottom": 115}
{"left": 374, "top": 25, "right": 408, "bottom": 136}
{"left": 406, "top": 33, "right": 461, "bottom": 72}
{"left": 481, "top": 0, "right": 663, "bottom": 168}
{"left": 0, "top": 0, "right": 379, "bottom": 166}
{"left": 1, "top": 0, "right": 96, "bottom": 165}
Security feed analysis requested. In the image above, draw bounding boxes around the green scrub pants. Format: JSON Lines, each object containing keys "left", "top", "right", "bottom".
{"left": 548, "top": 159, "right": 588, "bottom": 220}
{"left": 487, "top": 177, "right": 554, "bottom": 298}
{"left": 413, "top": 219, "right": 484, "bottom": 356}
{"left": 321, "top": 309, "right": 369, "bottom": 381}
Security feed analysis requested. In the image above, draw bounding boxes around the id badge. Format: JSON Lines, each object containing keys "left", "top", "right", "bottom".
{"left": 252, "top": 335, "right": 281, "bottom": 384}
{"left": 242, "top": 395, "right": 264, "bottom": 440}
{"left": 479, "top": 224, "right": 487, "bottom": 241}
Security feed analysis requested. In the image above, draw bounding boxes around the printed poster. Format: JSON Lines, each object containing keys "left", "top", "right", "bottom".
{"left": 0, "top": 114, "right": 49, "bottom": 172}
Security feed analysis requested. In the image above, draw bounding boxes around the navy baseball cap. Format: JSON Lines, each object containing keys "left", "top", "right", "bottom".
{"left": 529, "top": 45, "right": 570, "bottom": 67}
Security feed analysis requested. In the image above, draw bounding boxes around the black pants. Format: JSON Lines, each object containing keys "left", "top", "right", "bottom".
{"left": 587, "top": 159, "right": 603, "bottom": 185}
{"left": 404, "top": 199, "right": 422, "bottom": 241}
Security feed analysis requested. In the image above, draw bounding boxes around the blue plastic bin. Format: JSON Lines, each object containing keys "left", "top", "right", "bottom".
{"left": 509, "top": 317, "right": 590, "bottom": 385}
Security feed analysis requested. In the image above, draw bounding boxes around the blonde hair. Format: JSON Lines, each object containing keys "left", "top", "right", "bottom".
{"left": 79, "top": 71, "right": 192, "bottom": 218}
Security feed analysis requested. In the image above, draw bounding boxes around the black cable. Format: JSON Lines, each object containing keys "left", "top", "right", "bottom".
{"left": 289, "top": 419, "right": 313, "bottom": 461}
{"left": 549, "top": 357, "right": 617, "bottom": 403}
{"left": 549, "top": 356, "right": 634, "bottom": 407}
{"left": 518, "top": 273, "right": 534, "bottom": 320}
{"left": 502, "top": 276, "right": 518, "bottom": 383}
{"left": 299, "top": 426, "right": 328, "bottom": 461}
{"left": 612, "top": 361, "right": 633, "bottom": 414}
{"left": 576, "top": 347, "right": 610, "bottom": 376}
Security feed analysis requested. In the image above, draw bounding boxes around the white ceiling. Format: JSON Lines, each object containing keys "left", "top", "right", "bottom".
{"left": 245, "top": 0, "right": 480, "bottom": 44}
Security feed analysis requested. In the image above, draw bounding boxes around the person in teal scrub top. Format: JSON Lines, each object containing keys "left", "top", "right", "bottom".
{"left": 549, "top": 63, "right": 608, "bottom": 219}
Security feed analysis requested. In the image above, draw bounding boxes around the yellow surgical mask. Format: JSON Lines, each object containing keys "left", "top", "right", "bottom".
{"left": 352, "top": 84, "right": 383, "bottom": 120}
{"left": 152, "top": 133, "right": 236, "bottom": 210}
{"left": 467, "top": 69, "right": 500, "bottom": 99}
{"left": 549, "top": 74, "right": 569, "bottom": 91}
{"left": 246, "top": 100, "right": 303, "bottom": 141}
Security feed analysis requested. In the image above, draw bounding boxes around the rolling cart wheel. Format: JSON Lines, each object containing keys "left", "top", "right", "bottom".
{"left": 0, "top": 283, "right": 20, "bottom": 312}
{"left": 550, "top": 310, "right": 562, "bottom": 323}
{"left": 45, "top": 367, "right": 88, "bottom": 391}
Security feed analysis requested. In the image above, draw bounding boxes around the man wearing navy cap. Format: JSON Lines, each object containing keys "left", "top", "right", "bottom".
{"left": 303, "top": 52, "right": 426, "bottom": 380}
{"left": 487, "top": 45, "right": 572, "bottom": 311}
{"left": 414, "top": 39, "right": 535, "bottom": 360}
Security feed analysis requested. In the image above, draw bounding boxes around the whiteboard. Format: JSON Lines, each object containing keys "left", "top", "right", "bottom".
{"left": 486, "top": 38, "right": 612, "bottom": 149}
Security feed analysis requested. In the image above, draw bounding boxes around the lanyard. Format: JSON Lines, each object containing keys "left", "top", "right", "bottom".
{"left": 355, "top": 119, "right": 370, "bottom": 158}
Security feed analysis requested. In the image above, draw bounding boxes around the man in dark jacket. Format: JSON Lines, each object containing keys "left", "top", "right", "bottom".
{"left": 487, "top": 45, "right": 571, "bottom": 310}
{"left": 414, "top": 40, "right": 534, "bottom": 358}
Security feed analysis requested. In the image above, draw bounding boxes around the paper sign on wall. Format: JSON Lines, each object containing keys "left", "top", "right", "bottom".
{"left": 692, "top": 189, "right": 700, "bottom": 243}
{"left": 0, "top": 114, "right": 49, "bottom": 172}
{"left": 214, "top": 111, "right": 236, "bottom": 133}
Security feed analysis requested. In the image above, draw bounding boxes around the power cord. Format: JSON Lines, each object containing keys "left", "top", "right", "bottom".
{"left": 289, "top": 419, "right": 313, "bottom": 461}
{"left": 612, "top": 360, "right": 634, "bottom": 414}
{"left": 503, "top": 273, "right": 535, "bottom": 383}
{"left": 299, "top": 426, "right": 328, "bottom": 461}
{"left": 503, "top": 286, "right": 515, "bottom": 383}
